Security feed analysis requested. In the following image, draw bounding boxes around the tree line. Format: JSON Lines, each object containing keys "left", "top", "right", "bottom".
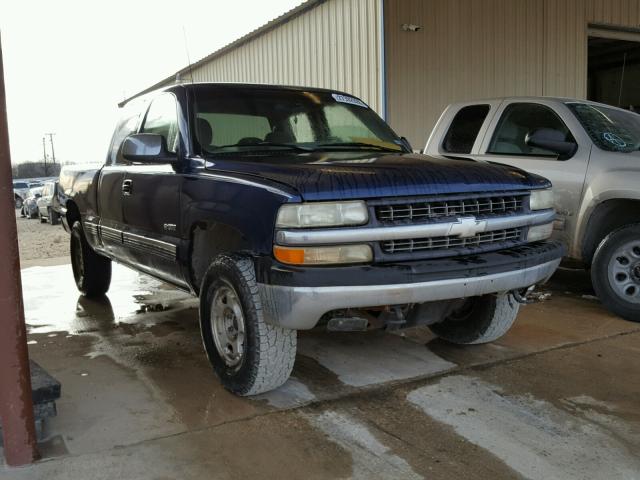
{"left": 12, "top": 161, "right": 61, "bottom": 180}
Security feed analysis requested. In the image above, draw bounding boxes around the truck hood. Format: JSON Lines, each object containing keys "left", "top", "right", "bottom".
{"left": 205, "top": 152, "right": 550, "bottom": 201}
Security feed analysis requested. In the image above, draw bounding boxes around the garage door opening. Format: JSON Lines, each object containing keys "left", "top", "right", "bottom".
{"left": 588, "top": 32, "right": 640, "bottom": 111}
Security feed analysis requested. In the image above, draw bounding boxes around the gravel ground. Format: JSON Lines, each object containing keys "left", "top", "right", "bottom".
{"left": 16, "top": 210, "right": 69, "bottom": 265}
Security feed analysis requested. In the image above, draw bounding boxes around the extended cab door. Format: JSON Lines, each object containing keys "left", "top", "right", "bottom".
{"left": 120, "top": 93, "right": 184, "bottom": 285}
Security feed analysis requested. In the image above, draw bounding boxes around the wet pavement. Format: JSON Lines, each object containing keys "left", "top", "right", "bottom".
{"left": 2, "top": 262, "right": 640, "bottom": 479}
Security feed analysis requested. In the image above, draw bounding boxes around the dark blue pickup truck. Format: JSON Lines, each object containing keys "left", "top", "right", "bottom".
{"left": 59, "top": 83, "right": 563, "bottom": 395}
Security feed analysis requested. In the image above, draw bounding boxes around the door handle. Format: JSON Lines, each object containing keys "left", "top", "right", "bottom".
{"left": 122, "top": 179, "right": 133, "bottom": 196}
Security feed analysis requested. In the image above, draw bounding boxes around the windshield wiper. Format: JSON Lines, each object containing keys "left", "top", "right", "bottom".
{"left": 313, "top": 142, "right": 402, "bottom": 152}
{"left": 206, "top": 142, "right": 315, "bottom": 153}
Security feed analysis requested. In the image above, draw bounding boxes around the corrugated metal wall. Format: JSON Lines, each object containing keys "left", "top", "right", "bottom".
{"left": 186, "top": 0, "right": 383, "bottom": 113}
{"left": 385, "top": 0, "right": 640, "bottom": 146}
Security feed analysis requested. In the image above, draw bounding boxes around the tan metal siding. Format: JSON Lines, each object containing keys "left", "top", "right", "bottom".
{"left": 188, "top": 0, "right": 382, "bottom": 113}
{"left": 385, "top": 0, "right": 640, "bottom": 147}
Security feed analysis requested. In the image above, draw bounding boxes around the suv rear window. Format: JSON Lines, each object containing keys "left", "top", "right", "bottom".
{"left": 442, "top": 105, "right": 490, "bottom": 154}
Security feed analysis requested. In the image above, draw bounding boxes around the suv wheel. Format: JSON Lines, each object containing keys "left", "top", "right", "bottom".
{"left": 429, "top": 293, "right": 520, "bottom": 344}
{"left": 15, "top": 196, "right": 23, "bottom": 209}
{"left": 199, "top": 254, "right": 296, "bottom": 396}
{"left": 592, "top": 224, "right": 640, "bottom": 322}
{"left": 70, "top": 221, "right": 112, "bottom": 297}
{"left": 50, "top": 208, "right": 61, "bottom": 225}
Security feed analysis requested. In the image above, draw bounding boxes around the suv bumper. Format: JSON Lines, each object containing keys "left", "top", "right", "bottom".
{"left": 258, "top": 241, "right": 564, "bottom": 329}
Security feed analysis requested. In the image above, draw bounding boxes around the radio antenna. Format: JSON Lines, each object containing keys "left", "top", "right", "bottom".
{"left": 182, "top": 26, "right": 194, "bottom": 83}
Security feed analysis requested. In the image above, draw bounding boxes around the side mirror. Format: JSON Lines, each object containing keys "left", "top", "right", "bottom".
{"left": 525, "top": 128, "right": 577, "bottom": 158}
{"left": 122, "top": 134, "right": 177, "bottom": 164}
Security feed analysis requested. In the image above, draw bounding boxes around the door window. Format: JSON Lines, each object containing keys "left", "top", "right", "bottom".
{"left": 442, "top": 105, "right": 490, "bottom": 154}
{"left": 108, "top": 98, "right": 147, "bottom": 165}
{"left": 141, "top": 94, "right": 180, "bottom": 153}
{"left": 488, "top": 103, "right": 574, "bottom": 158}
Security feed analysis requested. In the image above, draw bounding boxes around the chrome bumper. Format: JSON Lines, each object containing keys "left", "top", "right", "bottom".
{"left": 258, "top": 258, "right": 560, "bottom": 329}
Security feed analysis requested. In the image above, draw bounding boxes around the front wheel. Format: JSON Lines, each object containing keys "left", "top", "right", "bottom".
{"left": 199, "top": 254, "right": 297, "bottom": 396}
{"left": 50, "top": 208, "right": 61, "bottom": 225}
{"left": 70, "top": 221, "right": 112, "bottom": 297}
{"left": 591, "top": 224, "right": 640, "bottom": 322}
{"left": 429, "top": 293, "right": 520, "bottom": 344}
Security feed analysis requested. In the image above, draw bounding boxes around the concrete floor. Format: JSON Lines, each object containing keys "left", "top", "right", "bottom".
{"left": 2, "top": 261, "right": 640, "bottom": 479}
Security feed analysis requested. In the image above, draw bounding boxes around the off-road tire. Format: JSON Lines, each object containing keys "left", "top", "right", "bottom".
{"left": 199, "top": 254, "right": 297, "bottom": 396}
{"left": 429, "top": 293, "right": 520, "bottom": 344}
{"left": 70, "top": 221, "right": 111, "bottom": 297}
{"left": 591, "top": 224, "right": 640, "bottom": 322}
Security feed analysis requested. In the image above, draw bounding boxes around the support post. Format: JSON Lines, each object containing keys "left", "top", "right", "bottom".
{"left": 0, "top": 33, "right": 40, "bottom": 467}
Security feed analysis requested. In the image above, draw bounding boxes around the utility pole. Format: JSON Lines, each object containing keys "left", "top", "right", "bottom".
{"left": 45, "top": 132, "right": 55, "bottom": 164}
{"left": 42, "top": 136, "right": 48, "bottom": 176}
{"left": 0, "top": 33, "right": 40, "bottom": 466}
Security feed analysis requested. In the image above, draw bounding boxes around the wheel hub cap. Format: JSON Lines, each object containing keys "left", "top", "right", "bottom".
{"left": 608, "top": 241, "right": 640, "bottom": 304}
{"left": 210, "top": 283, "right": 246, "bottom": 369}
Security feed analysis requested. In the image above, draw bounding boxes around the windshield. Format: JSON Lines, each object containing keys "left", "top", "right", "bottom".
{"left": 567, "top": 102, "right": 640, "bottom": 152}
{"left": 14, "top": 182, "right": 29, "bottom": 189}
{"left": 192, "top": 86, "right": 404, "bottom": 155}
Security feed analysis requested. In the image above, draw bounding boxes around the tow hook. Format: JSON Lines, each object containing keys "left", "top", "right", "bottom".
{"left": 512, "top": 286, "right": 537, "bottom": 304}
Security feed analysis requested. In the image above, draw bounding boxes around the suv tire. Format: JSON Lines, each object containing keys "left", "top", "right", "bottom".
{"left": 591, "top": 224, "right": 640, "bottom": 322}
{"left": 70, "top": 221, "right": 112, "bottom": 297}
{"left": 50, "top": 208, "right": 61, "bottom": 225}
{"left": 199, "top": 254, "right": 296, "bottom": 396}
{"left": 429, "top": 293, "right": 520, "bottom": 344}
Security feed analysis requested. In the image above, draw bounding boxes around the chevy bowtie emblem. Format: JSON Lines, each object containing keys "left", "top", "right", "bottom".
{"left": 449, "top": 216, "right": 487, "bottom": 238}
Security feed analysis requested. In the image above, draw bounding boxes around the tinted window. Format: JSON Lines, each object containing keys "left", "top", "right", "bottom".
{"left": 192, "top": 86, "right": 403, "bottom": 155}
{"left": 141, "top": 94, "right": 179, "bottom": 153}
{"left": 196, "top": 113, "right": 271, "bottom": 147}
{"left": 488, "top": 103, "right": 574, "bottom": 158}
{"left": 567, "top": 102, "right": 640, "bottom": 152}
{"left": 108, "top": 98, "right": 147, "bottom": 165}
{"left": 14, "top": 182, "right": 29, "bottom": 189}
{"left": 443, "top": 105, "right": 490, "bottom": 154}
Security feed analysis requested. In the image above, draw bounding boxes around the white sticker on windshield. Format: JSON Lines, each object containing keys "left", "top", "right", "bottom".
{"left": 602, "top": 132, "right": 627, "bottom": 148}
{"left": 332, "top": 93, "right": 368, "bottom": 108}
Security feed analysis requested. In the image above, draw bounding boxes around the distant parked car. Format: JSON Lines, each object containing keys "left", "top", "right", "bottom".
{"left": 36, "top": 181, "right": 61, "bottom": 225}
{"left": 21, "top": 187, "right": 43, "bottom": 219}
{"left": 13, "top": 181, "right": 30, "bottom": 209}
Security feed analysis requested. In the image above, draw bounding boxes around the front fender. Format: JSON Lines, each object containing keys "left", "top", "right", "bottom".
{"left": 574, "top": 169, "right": 640, "bottom": 258}
{"left": 180, "top": 172, "right": 300, "bottom": 292}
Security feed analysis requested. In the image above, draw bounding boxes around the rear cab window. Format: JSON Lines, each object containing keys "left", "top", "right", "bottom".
{"left": 442, "top": 104, "right": 491, "bottom": 154}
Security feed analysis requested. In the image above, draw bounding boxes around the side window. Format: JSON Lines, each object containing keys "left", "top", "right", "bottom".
{"left": 141, "top": 94, "right": 180, "bottom": 153}
{"left": 442, "top": 105, "right": 490, "bottom": 154}
{"left": 488, "top": 103, "right": 574, "bottom": 158}
{"left": 108, "top": 99, "right": 145, "bottom": 165}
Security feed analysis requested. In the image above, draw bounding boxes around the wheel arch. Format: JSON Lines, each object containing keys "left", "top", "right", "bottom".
{"left": 582, "top": 198, "right": 640, "bottom": 265}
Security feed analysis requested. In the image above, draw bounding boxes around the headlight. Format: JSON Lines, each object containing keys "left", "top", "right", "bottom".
{"left": 276, "top": 201, "right": 368, "bottom": 228}
{"left": 527, "top": 222, "right": 554, "bottom": 242}
{"left": 530, "top": 189, "right": 554, "bottom": 211}
{"left": 273, "top": 244, "right": 372, "bottom": 265}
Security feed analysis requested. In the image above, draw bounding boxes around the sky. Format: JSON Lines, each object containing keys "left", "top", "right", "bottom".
{"left": 0, "top": 0, "right": 302, "bottom": 165}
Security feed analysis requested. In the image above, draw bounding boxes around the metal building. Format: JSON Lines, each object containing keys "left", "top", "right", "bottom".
{"left": 127, "top": 0, "right": 640, "bottom": 148}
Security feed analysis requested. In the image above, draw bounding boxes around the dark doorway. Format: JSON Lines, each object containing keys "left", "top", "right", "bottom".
{"left": 588, "top": 35, "right": 640, "bottom": 111}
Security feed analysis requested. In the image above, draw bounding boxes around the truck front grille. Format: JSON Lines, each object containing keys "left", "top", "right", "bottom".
{"left": 376, "top": 194, "right": 525, "bottom": 224}
{"left": 381, "top": 228, "right": 523, "bottom": 254}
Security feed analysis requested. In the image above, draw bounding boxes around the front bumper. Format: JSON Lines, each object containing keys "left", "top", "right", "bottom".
{"left": 258, "top": 241, "right": 564, "bottom": 329}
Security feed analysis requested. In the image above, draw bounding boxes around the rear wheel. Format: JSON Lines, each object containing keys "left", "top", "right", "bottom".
{"left": 591, "top": 224, "right": 640, "bottom": 322}
{"left": 429, "top": 293, "right": 520, "bottom": 344}
{"left": 15, "top": 196, "right": 23, "bottom": 209}
{"left": 199, "top": 254, "right": 296, "bottom": 396}
{"left": 70, "top": 221, "right": 111, "bottom": 297}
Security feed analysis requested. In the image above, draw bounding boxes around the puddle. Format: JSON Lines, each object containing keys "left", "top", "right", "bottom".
{"left": 22, "top": 263, "right": 195, "bottom": 336}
